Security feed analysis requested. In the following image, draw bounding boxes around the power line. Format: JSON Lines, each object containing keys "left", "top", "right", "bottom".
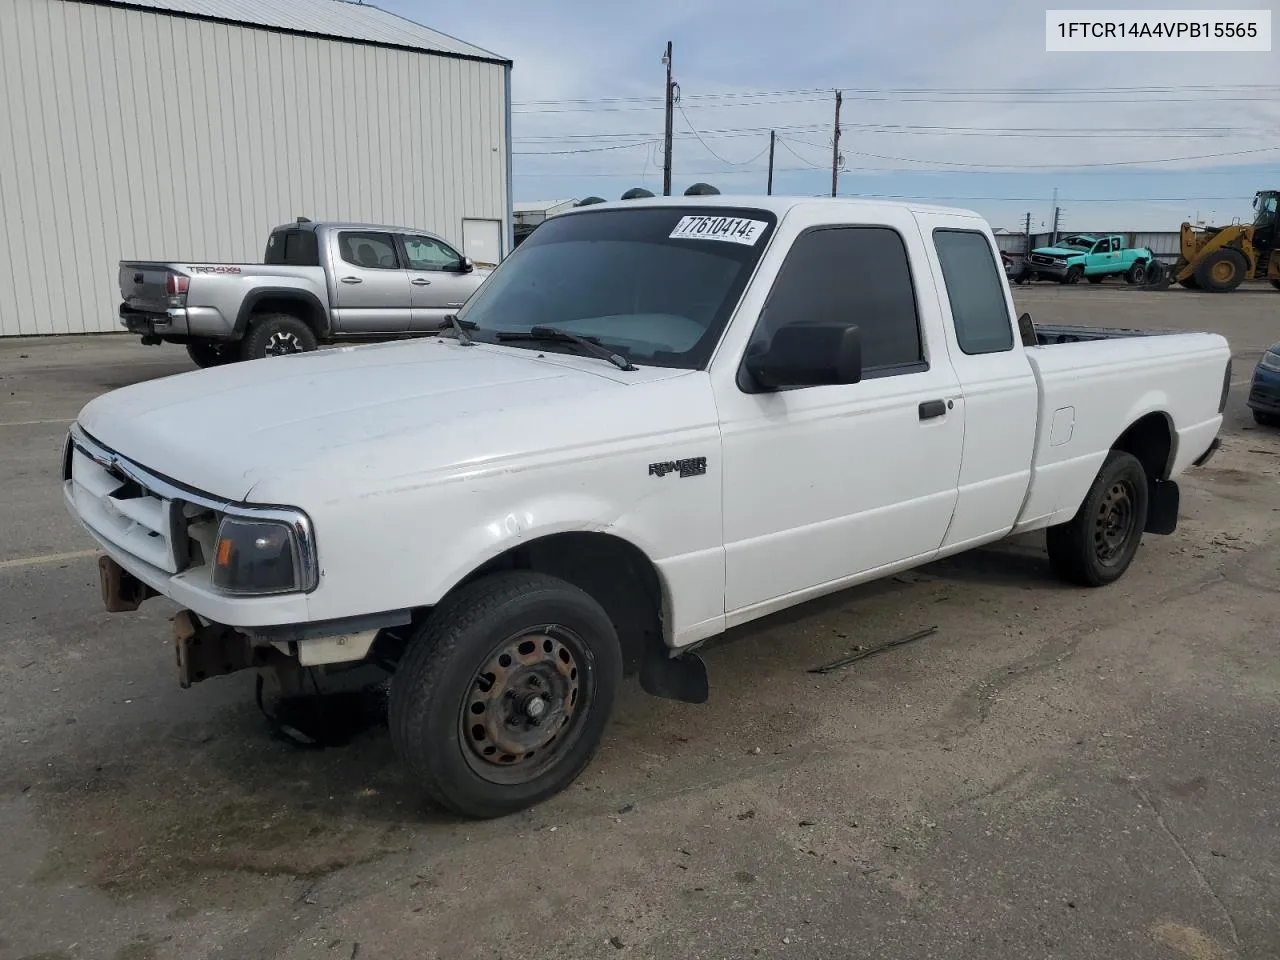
{"left": 513, "top": 140, "right": 658, "bottom": 156}
{"left": 513, "top": 82, "right": 1280, "bottom": 107}
{"left": 775, "top": 136, "right": 827, "bottom": 169}
{"left": 844, "top": 145, "right": 1280, "bottom": 169}
{"left": 677, "top": 105, "right": 771, "bottom": 165}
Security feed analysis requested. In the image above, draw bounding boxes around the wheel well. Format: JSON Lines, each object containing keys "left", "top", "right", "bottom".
{"left": 1112, "top": 412, "right": 1173, "bottom": 481}
{"left": 248, "top": 296, "right": 325, "bottom": 338}
{"left": 450, "top": 532, "right": 666, "bottom": 676}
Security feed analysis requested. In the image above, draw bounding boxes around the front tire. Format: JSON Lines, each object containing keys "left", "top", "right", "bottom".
{"left": 1046, "top": 450, "right": 1149, "bottom": 587}
{"left": 1254, "top": 409, "right": 1280, "bottom": 427}
{"left": 1194, "top": 249, "right": 1247, "bottom": 293}
{"left": 240, "top": 313, "right": 317, "bottom": 360}
{"left": 1062, "top": 265, "right": 1083, "bottom": 285}
{"left": 186, "top": 340, "right": 237, "bottom": 368}
{"left": 389, "top": 571, "right": 623, "bottom": 819}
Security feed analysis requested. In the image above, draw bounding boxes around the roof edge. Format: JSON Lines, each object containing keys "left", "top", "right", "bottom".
{"left": 73, "top": 0, "right": 513, "bottom": 65}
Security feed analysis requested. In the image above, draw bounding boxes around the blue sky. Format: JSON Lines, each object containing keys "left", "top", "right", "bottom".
{"left": 380, "top": 0, "right": 1280, "bottom": 231}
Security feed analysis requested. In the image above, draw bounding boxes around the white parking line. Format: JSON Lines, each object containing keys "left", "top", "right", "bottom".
{"left": 0, "top": 549, "right": 98, "bottom": 571}
{"left": 0, "top": 418, "right": 74, "bottom": 427}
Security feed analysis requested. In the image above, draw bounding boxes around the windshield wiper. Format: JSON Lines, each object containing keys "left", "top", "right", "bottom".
{"left": 439, "top": 314, "right": 476, "bottom": 345}
{"left": 495, "top": 326, "right": 636, "bottom": 371}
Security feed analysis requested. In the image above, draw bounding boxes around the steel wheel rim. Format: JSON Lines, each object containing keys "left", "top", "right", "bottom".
{"left": 459, "top": 625, "right": 592, "bottom": 785}
{"left": 265, "top": 332, "right": 302, "bottom": 356}
{"left": 1132, "top": 264, "right": 1146, "bottom": 283}
{"left": 1211, "top": 261, "right": 1235, "bottom": 284}
{"left": 1094, "top": 479, "right": 1137, "bottom": 565}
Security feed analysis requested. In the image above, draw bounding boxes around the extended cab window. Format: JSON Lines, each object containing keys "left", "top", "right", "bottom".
{"left": 1111, "top": 237, "right": 1121, "bottom": 252}
{"left": 403, "top": 235, "right": 462, "bottom": 271}
{"left": 932, "top": 229, "right": 1014, "bottom": 355}
{"left": 752, "top": 225, "right": 924, "bottom": 376}
{"left": 338, "top": 232, "right": 400, "bottom": 270}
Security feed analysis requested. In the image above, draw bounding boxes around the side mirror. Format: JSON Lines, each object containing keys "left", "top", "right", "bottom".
{"left": 459, "top": 256, "right": 474, "bottom": 273}
{"left": 744, "top": 323, "right": 862, "bottom": 391}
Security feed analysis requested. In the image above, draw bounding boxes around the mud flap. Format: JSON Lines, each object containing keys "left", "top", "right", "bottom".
{"left": 640, "top": 648, "right": 709, "bottom": 704}
{"left": 1145, "top": 479, "right": 1180, "bottom": 535}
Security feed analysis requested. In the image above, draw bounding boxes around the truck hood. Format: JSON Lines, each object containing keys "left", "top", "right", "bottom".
{"left": 1030, "top": 246, "right": 1083, "bottom": 258}
{"left": 76, "top": 339, "right": 693, "bottom": 502}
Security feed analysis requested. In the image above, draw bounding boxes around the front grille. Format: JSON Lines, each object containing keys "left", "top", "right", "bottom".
{"left": 1031, "top": 254, "right": 1058, "bottom": 266}
{"left": 69, "top": 447, "right": 186, "bottom": 572}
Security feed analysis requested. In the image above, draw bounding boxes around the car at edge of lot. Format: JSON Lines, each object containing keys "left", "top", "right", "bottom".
{"left": 63, "top": 194, "right": 1231, "bottom": 820}
{"left": 1247, "top": 341, "right": 1280, "bottom": 427}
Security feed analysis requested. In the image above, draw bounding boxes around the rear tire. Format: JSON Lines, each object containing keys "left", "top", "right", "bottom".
{"left": 1194, "top": 249, "right": 1247, "bottom": 293}
{"left": 389, "top": 571, "right": 623, "bottom": 819}
{"left": 1046, "top": 450, "right": 1149, "bottom": 587}
{"left": 240, "top": 313, "right": 317, "bottom": 360}
{"left": 186, "top": 340, "right": 237, "bottom": 368}
{"left": 1254, "top": 409, "right": 1280, "bottom": 427}
{"left": 1125, "top": 261, "right": 1148, "bottom": 285}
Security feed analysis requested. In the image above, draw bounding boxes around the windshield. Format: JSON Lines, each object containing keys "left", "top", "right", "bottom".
{"left": 456, "top": 206, "right": 778, "bottom": 369}
{"left": 1255, "top": 192, "right": 1277, "bottom": 222}
{"left": 1056, "top": 236, "right": 1094, "bottom": 249}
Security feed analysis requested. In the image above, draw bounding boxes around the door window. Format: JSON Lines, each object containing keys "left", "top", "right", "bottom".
{"left": 932, "top": 229, "right": 1014, "bottom": 355}
{"left": 1111, "top": 237, "right": 1121, "bottom": 252}
{"left": 338, "top": 232, "right": 400, "bottom": 269}
{"left": 750, "top": 225, "right": 925, "bottom": 380}
{"left": 403, "top": 235, "right": 463, "bottom": 271}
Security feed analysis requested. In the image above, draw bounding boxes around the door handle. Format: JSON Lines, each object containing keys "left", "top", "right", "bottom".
{"left": 340, "top": 276, "right": 363, "bottom": 284}
{"left": 411, "top": 278, "right": 431, "bottom": 286}
{"left": 918, "top": 399, "right": 947, "bottom": 420}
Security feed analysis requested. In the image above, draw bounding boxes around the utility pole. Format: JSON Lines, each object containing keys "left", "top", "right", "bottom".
{"left": 1051, "top": 205, "right": 1061, "bottom": 246}
{"left": 662, "top": 42, "right": 674, "bottom": 196}
{"left": 767, "top": 130, "right": 776, "bottom": 195}
{"left": 1024, "top": 211, "right": 1032, "bottom": 255}
{"left": 830, "top": 90, "right": 842, "bottom": 197}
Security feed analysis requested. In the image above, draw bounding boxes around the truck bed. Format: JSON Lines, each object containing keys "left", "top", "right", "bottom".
{"left": 1034, "top": 323, "right": 1183, "bottom": 344}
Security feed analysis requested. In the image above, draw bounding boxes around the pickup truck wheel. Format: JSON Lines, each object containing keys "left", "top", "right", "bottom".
{"left": 1254, "top": 410, "right": 1280, "bottom": 427}
{"left": 1062, "top": 266, "right": 1083, "bottom": 285}
{"left": 389, "top": 571, "right": 623, "bottom": 819}
{"left": 1194, "top": 249, "right": 1247, "bottom": 293}
{"left": 241, "top": 314, "right": 317, "bottom": 360}
{"left": 186, "top": 340, "right": 237, "bottom": 368}
{"left": 1125, "top": 262, "right": 1148, "bottom": 285}
{"left": 1046, "top": 450, "right": 1149, "bottom": 587}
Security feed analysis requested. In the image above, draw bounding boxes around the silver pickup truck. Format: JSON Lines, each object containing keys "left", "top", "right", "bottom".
{"left": 118, "top": 219, "right": 494, "bottom": 365}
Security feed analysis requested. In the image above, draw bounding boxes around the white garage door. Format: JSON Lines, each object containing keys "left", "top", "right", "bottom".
{"left": 461, "top": 219, "right": 504, "bottom": 269}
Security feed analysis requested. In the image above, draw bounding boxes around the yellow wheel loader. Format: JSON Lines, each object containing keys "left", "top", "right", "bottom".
{"left": 1171, "top": 190, "right": 1280, "bottom": 293}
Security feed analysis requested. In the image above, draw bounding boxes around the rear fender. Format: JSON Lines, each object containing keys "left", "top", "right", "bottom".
{"left": 234, "top": 287, "right": 331, "bottom": 338}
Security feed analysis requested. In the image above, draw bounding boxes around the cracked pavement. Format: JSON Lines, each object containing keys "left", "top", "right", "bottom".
{"left": 1, "top": 286, "right": 1278, "bottom": 960}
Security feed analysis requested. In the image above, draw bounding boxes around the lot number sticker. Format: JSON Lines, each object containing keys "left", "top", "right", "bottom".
{"left": 670, "top": 215, "right": 767, "bottom": 245}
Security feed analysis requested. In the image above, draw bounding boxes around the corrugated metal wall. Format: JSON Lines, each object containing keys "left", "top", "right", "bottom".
{"left": 0, "top": 0, "right": 509, "bottom": 336}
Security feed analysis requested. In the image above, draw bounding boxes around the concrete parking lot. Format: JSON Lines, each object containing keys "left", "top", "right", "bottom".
{"left": 1, "top": 285, "right": 1278, "bottom": 960}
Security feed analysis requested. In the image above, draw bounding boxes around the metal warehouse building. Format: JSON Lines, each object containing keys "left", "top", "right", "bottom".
{"left": 0, "top": 0, "right": 512, "bottom": 337}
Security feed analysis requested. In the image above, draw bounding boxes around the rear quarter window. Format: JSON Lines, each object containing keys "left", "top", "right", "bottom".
{"left": 932, "top": 229, "right": 1015, "bottom": 355}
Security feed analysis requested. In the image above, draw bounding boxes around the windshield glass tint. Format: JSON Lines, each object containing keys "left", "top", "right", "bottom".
{"left": 456, "top": 206, "right": 777, "bottom": 369}
{"left": 1059, "top": 237, "right": 1092, "bottom": 248}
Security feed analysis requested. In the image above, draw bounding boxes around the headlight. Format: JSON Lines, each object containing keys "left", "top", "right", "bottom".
{"left": 1259, "top": 350, "right": 1280, "bottom": 372}
{"left": 212, "top": 512, "right": 317, "bottom": 595}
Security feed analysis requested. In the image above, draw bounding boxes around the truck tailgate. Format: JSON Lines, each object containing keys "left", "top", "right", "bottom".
{"left": 119, "top": 262, "right": 182, "bottom": 314}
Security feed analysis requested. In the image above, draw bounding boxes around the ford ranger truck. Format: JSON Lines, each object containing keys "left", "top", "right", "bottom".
{"left": 64, "top": 196, "right": 1231, "bottom": 820}
{"left": 117, "top": 219, "right": 492, "bottom": 366}
{"left": 1022, "top": 234, "right": 1156, "bottom": 285}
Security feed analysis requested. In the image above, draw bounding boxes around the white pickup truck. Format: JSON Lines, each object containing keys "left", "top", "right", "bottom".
{"left": 63, "top": 196, "right": 1231, "bottom": 819}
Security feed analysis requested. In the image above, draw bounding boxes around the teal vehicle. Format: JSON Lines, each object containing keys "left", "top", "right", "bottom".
{"left": 1021, "top": 234, "right": 1155, "bottom": 285}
